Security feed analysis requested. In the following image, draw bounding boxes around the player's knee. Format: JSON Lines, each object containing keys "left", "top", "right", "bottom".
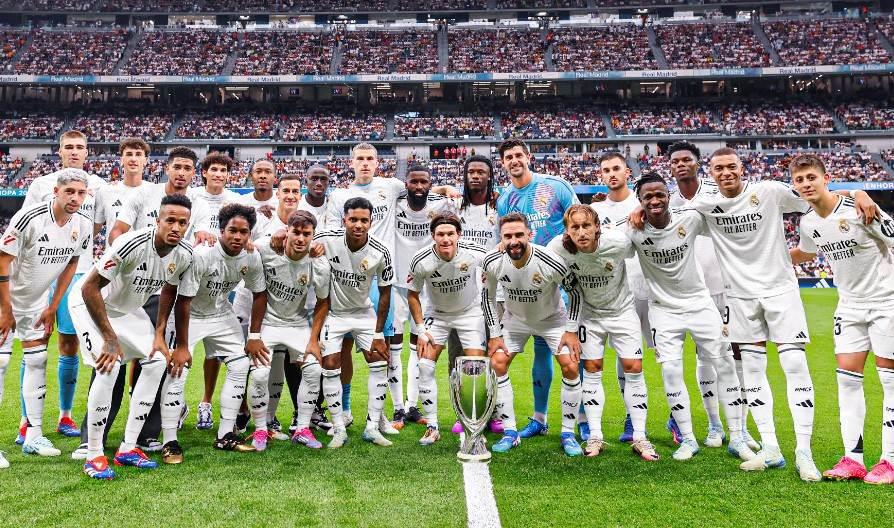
{"left": 302, "top": 361, "right": 322, "bottom": 383}
{"left": 560, "top": 363, "right": 578, "bottom": 379}
{"left": 0, "top": 353, "right": 9, "bottom": 374}
{"left": 660, "top": 359, "right": 684, "bottom": 380}
{"left": 621, "top": 359, "right": 642, "bottom": 374}
{"left": 227, "top": 356, "right": 251, "bottom": 379}
{"left": 583, "top": 359, "right": 602, "bottom": 373}
{"left": 58, "top": 334, "right": 79, "bottom": 356}
{"left": 252, "top": 365, "right": 271, "bottom": 386}
{"left": 778, "top": 345, "right": 808, "bottom": 374}
{"left": 22, "top": 347, "right": 48, "bottom": 368}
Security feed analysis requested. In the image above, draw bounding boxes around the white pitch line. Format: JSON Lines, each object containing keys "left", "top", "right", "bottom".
{"left": 462, "top": 462, "right": 502, "bottom": 528}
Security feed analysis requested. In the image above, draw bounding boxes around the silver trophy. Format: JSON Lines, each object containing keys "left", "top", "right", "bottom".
{"left": 449, "top": 356, "right": 497, "bottom": 463}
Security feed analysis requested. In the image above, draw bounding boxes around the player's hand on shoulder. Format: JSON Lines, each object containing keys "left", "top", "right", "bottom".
{"left": 628, "top": 206, "right": 646, "bottom": 230}
{"left": 257, "top": 204, "right": 274, "bottom": 219}
{"left": 853, "top": 191, "right": 880, "bottom": 225}
{"left": 590, "top": 192, "right": 607, "bottom": 203}
{"left": 194, "top": 230, "right": 217, "bottom": 247}
{"left": 310, "top": 241, "right": 325, "bottom": 258}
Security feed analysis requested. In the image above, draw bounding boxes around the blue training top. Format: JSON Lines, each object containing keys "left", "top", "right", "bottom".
{"left": 496, "top": 173, "right": 579, "bottom": 246}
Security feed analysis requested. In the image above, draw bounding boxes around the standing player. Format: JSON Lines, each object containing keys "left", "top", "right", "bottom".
{"left": 0, "top": 169, "right": 93, "bottom": 467}
{"left": 297, "top": 164, "right": 330, "bottom": 223}
{"left": 406, "top": 213, "right": 488, "bottom": 446}
{"left": 21, "top": 130, "right": 106, "bottom": 439}
{"left": 483, "top": 213, "right": 583, "bottom": 456}
{"left": 495, "top": 139, "right": 579, "bottom": 440}
{"left": 237, "top": 159, "right": 278, "bottom": 211}
{"left": 547, "top": 205, "right": 657, "bottom": 461}
{"left": 589, "top": 151, "right": 651, "bottom": 443}
{"left": 255, "top": 210, "right": 330, "bottom": 450}
{"left": 308, "top": 197, "right": 397, "bottom": 448}
{"left": 787, "top": 154, "right": 894, "bottom": 484}
{"left": 161, "top": 204, "right": 268, "bottom": 458}
{"left": 70, "top": 194, "right": 194, "bottom": 480}
{"left": 390, "top": 164, "right": 452, "bottom": 429}
{"left": 628, "top": 174, "right": 752, "bottom": 462}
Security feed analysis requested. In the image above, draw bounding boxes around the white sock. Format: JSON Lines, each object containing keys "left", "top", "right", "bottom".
{"left": 405, "top": 343, "right": 419, "bottom": 409}
{"left": 367, "top": 360, "right": 388, "bottom": 429}
{"left": 836, "top": 368, "right": 865, "bottom": 465}
{"left": 695, "top": 354, "right": 722, "bottom": 429}
{"left": 388, "top": 344, "right": 404, "bottom": 413}
{"left": 219, "top": 356, "right": 249, "bottom": 440}
{"left": 87, "top": 362, "right": 119, "bottom": 458}
{"left": 623, "top": 371, "right": 648, "bottom": 441}
{"left": 295, "top": 359, "right": 321, "bottom": 431}
{"left": 877, "top": 367, "right": 894, "bottom": 463}
{"left": 322, "top": 368, "right": 344, "bottom": 429}
{"left": 778, "top": 344, "right": 814, "bottom": 452}
{"left": 661, "top": 359, "right": 695, "bottom": 442}
{"left": 735, "top": 357, "right": 749, "bottom": 436}
{"left": 495, "top": 373, "right": 516, "bottom": 432}
{"left": 121, "top": 358, "right": 165, "bottom": 452}
{"left": 160, "top": 367, "right": 189, "bottom": 445}
{"left": 417, "top": 358, "right": 438, "bottom": 428}
{"left": 710, "top": 355, "right": 743, "bottom": 441}
{"left": 249, "top": 365, "right": 270, "bottom": 431}
{"left": 615, "top": 354, "right": 626, "bottom": 397}
{"left": 560, "top": 376, "right": 582, "bottom": 435}
{"left": 740, "top": 345, "right": 778, "bottom": 447}
{"left": 0, "top": 353, "right": 9, "bottom": 407}
{"left": 581, "top": 370, "right": 604, "bottom": 440}
{"left": 22, "top": 345, "right": 48, "bottom": 441}
{"left": 266, "top": 350, "right": 285, "bottom": 424}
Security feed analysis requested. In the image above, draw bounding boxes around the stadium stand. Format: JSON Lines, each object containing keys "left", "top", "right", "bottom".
{"left": 122, "top": 30, "right": 239, "bottom": 76}
{"left": 0, "top": 31, "right": 27, "bottom": 72}
{"left": 73, "top": 112, "right": 173, "bottom": 143}
{"left": 0, "top": 155, "right": 23, "bottom": 187}
{"left": 15, "top": 29, "right": 128, "bottom": 75}
{"left": 234, "top": 31, "right": 334, "bottom": 75}
{"left": 339, "top": 30, "right": 439, "bottom": 74}
{"left": 610, "top": 104, "right": 718, "bottom": 135}
{"left": 0, "top": 114, "right": 66, "bottom": 141}
{"left": 835, "top": 101, "right": 894, "bottom": 131}
{"left": 175, "top": 112, "right": 279, "bottom": 140}
{"left": 657, "top": 22, "right": 771, "bottom": 69}
{"left": 395, "top": 115, "right": 495, "bottom": 139}
{"left": 764, "top": 18, "right": 892, "bottom": 66}
{"left": 551, "top": 26, "right": 656, "bottom": 71}
{"left": 500, "top": 107, "right": 607, "bottom": 139}
{"left": 449, "top": 28, "right": 546, "bottom": 73}
{"left": 718, "top": 102, "right": 836, "bottom": 136}
{"left": 280, "top": 112, "right": 387, "bottom": 141}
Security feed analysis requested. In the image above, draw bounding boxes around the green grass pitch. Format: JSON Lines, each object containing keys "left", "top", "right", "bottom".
{"left": 0, "top": 289, "right": 890, "bottom": 527}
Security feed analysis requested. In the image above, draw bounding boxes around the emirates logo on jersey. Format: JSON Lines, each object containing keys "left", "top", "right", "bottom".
{"left": 3, "top": 234, "right": 16, "bottom": 246}
{"left": 749, "top": 193, "right": 759, "bottom": 207}
{"left": 459, "top": 261, "right": 470, "bottom": 273}
{"left": 677, "top": 226, "right": 687, "bottom": 239}
{"left": 240, "top": 266, "right": 248, "bottom": 276}
{"left": 298, "top": 273, "right": 308, "bottom": 286}
{"left": 167, "top": 262, "right": 176, "bottom": 275}
{"left": 532, "top": 272, "right": 543, "bottom": 286}
{"left": 360, "top": 258, "right": 369, "bottom": 272}
{"left": 838, "top": 219, "right": 850, "bottom": 233}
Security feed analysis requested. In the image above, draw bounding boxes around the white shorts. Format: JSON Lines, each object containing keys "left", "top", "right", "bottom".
{"left": 165, "top": 312, "right": 245, "bottom": 359}
{"left": 322, "top": 309, "right": 376, "bottom": 357}
{"left": 726, "top": 289, "right": 810, "bottom": 344}
{"left": 0, "top": 308, "right": 47, "bottom": 354}
{"left": 634, "top": 297, "right": 654, "bottom": 349}
{"left": 70, "top": 303, "right": 156, "bottom": 367}
{"left": 502, "top": 311, "right": 570, "bottom": 357}
{"left": 262, "top": 322, "right": 312, "bottom": 363}
{"left": 833, "top": 303, "right": 894, "bottom": 359}
{"left": 392, "top": 287, "right": 411, "bottom": 334}
{"left": 579, "top": 306, "right": 644, "bottom": 361}
{"left": 649, "top": 300, "right": 732, "bottom": 364}
{"left": 425, "top": 306, "right": 486, "bottom": 351}
{"left": 232, "top": 285, "right": 252, "bottom": 327}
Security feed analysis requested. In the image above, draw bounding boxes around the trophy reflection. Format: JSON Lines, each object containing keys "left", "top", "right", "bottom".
{"left": 449, "top": 356, "right": 497, "bottom": 462}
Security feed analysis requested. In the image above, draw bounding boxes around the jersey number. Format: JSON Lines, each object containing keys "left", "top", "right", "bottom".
{"left": 722, "top": 306, "right": 730, "bottom": 325}
{"left": 833, "top": 316, "right": 842, "bottom": 336}
{"left": 82, "top": 331, "right": 92, "bottom": 352}
{"left": 651, "top": 328, "right": 657, "bottom": 346}
{"left": 577, "top": 326, "right": 587, "bottom": 343}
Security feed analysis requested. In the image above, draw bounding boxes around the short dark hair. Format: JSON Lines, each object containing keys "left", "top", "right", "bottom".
{"left": 279, "top": 174, "right": 302, "bottom": 185}
{"left": 160, "top": 193, "right": 192, "bottom": 211}
{"left": 167, "top": 146, "right": 198, "bottom": 167}
{"left": 498, "top": 138, "right": 529, "bottom": 159}
{"left": 218, "top": 203, "right": 257, "bottom": 231}
{"left": 666, "top": 141, "right": 700, "bottom": 159}
{"left": 288, "top": 210, "right": 317, "bottom": 230}
{"left": 499, "top": 211, "right": 529, "bottom": 229}
{"left": 598, "top": 151, "right": 626, "bottom": 165}
{"left": 119, "top": 137, "right": 150, "bottom": 156}
{"left": 201, "top": 151, "right": 234, "bottom": 172}
{"left": 406, "top": 164, "right": 431, "bottom": 176}
{"left": 709, "top": 147, "right": 739, "bottom": 161}
{"left": 430, "top": 212, "right": 461, "bottom": 234}
{"left": 344, "top": 196, "right": 373, "bottom": 215}
{"left": 634, "top": 173, "right": 668, "bottom": 197}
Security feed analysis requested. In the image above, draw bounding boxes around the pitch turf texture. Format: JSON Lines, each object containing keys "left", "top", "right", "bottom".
{"left": 0, "top": 289, "right": 889, "bottom": 527}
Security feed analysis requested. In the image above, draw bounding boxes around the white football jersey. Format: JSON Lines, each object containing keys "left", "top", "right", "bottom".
{"left": 297, "top": 197, "right": 328, "bottom": 226}
{"left": 94, "top": 182, "right": 143, "bottom": 245}
{"left": 408, "top": 240, "right": 487, "bottom": 315}
{"left": 798, "top": 197, "right": 894, "bottom": 308}
{"left": 23, "top": 170, "right": 106, "bottom": 274}
{"left": 237, "top": 191, "right": 278, "bottom": 211}
{"left": 669, "top": 179, "right": 726, "bottom": 295}
{"left": 191, "top": 187, "right": 241, "bottom": 235}
{"left": 252, "top": 210, "right": 288, "bottom": 240}
{"left": 689, "top": 180, "right": 809, "bottom": 299}
{"left": 546, "top": 229, "right": 636, "bottom": 316}
{"left": 313, "top": 230, "right": 395, "bottom": 315}
{"left": 454, "top": 199, "right": 499, "bottom": 251}
{"left": 324, "top": 177, "right": 404, "bottom": 249}
{"left": 626, "top": 208, "right": 711, "bottom": 312}
{"left": 1, "top": 202, "right": 92, "bottom": 311}
{"left": 395, "top": 194, "right": 453, "bottom": 288}
{"left": 589, "top": 190, "right": 648, "bottom": 300}
{"left": 116, "top": 182, "right": 212, "bottom": 240}
{"left": 482, "top": 244, "right": 580, "bottom": 335}
{"left": 257, "top": 239, "right": 330, "bottom": 326}
{"left": 77, "top": 227, "right": 193, "bottom": 317}
{"left": 178, "top": 242, "right": 265, "bottom": 320}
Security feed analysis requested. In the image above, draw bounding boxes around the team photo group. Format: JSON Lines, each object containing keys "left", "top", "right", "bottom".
{"left": 0, "top": 130, "right": 893, "bottom": 486}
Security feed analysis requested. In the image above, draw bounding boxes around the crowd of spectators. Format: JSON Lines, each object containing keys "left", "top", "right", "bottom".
{"left": 531, "top": 153, "right": 602, "bottom": 184}
{"left": 234, "top": 31, "right": 334, "bottom": 75}
{"left": 764, "top": 18, "right": 891, "bottom": 66}
{"left": 1, "top": 31, "right": 27, "bottom": 72}
{"left": 770, "top": 150, "right": 890, "bottom": 182}
{"left": 551, "top": 26, "right": 656, "bottom": 72}
{"left": 15, "top": 29, "right": 127, "bottom": 75}
{"left": 501, "top": 107, "right": 606, "bottom": 139}
{"left": 175, "top": 112, "right": 278, "bottom": 139}
{"left": 395, "top": 115, "right": 495, "bottom": 138}
{"left": 21, "top": 154, "right": 168, "bottom": 186}
{"left": 657, "top": 22, "right": 770, "bottom": 69}
{"left": 395, "top": 0, "right": 487, "bottom": 9}
{"left": 835, "top": 101, "right": 894, "bottom": 131}
{"left": 449, "top": 29, "right": 546, "bottom": 73}
{"left": 610, "top": 104, "right": 718, "bottom": 135}
{"left": 281, "top": 112, "right": 387, "bottom": 141}
{"left": 0, "top": 155, "right": 23, "bottom": 186}
{"left": 0, "top": 114, "right": 65, "bottom": 141}
{"left": 122, "top": 30, "right": 239, "bottom": 76}
{"left": 339, "top": 30, "right": 439, "bottom": 74}
{"left": 73, "top": 112, "right": 173, "bottom": 142}
{"left": 719, "top": 102, "right": 836, "bottom": 136}
{"left": 496, "top": 0, "right": 586, "bottom": 7}
{"left": 0, "top": 0, "right": 97, "bottom": 11}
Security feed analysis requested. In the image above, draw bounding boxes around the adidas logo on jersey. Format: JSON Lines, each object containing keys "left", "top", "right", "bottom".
{"left": 397, "top": 211, "right": 408, "bottom": 218}
{"left": 148, "top": 210, "right": 158, "bottom": 218}
{"left": 812, "top": 230, "right": 821, "bottom": 239}
{"left": 711, "top": 206, "right": 725, "bottom": 214}
{"left": 265, "top": 266, "right": 276, "bottom": 276}
{"left": 569, "top": 263, "right": 581, "bottom": 270}
{"left": 137, "top": 262, "right": 147, "bottom": 271}
{"left": 209, "top": 269, "right": 220, "bottom": 277}
{"left": 641, "top": 238, "right": 655, "bottom": 246}
{"left": 330, "top": 256, "right": 340, "bottom": 264}
{"left": 430, "top": 270, "right": 442, "bottom": 278}
{"left": 38, "top": 234, "right": 49, "bottom": 242}
{"left": 112, "top": 199, "right": 122, "bottom": 207}
{"left": 499, "top": 274, "right": 511, "bottom": 283}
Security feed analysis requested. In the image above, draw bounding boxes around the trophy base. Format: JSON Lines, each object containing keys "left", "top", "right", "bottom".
{"left": 457, "top": 433, "right": 491, "bottom": 463}
{"left": 457, "top": 451, "right": 492, "bottom": 463}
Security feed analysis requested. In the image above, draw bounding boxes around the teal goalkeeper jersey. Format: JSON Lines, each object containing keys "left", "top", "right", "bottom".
{"left": 496, "top": 173, "right": 579, "bottom": 245}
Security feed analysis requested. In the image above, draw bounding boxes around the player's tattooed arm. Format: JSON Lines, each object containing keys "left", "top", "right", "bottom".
{"left": 306, "top": 296, "right": 330, "bottom": 364}
{"left": 81, "top": 270, "right": 121, "bottom": 374}
{"left": 0, "top": 253, "right": 15, "bottom": 347}
{"left": 371, "top": 284, "right": 391, "bottom": 360}
{"left": 245, "top": 290, "right": 270, "bottom": 367}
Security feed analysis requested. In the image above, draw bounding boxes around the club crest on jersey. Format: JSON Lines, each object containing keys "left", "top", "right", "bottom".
{"left": 604, "top": 261, "right": 614, "bottom": 272}
{"left": 722, "top": 326, "right": 729, "bottom": 338}
{"left": 488, "top": 214, "right": 496, "bottom": 226}
{"left": 360, "top": 258, "right": 369, "bottom": 272}
{"left": 427, "top": 210, "right": 436, "bottom": 219}
{"left": 838, "top": 219, "right": 850, "bottom": 233}
{"left": 71, "top": 230, "right": 79, "bottom": 242}
{"left": 677, "top": 226, "right": 686, "bottom": 239}
{"left": 167, "top": 262, "right": 176, "bottom": 275}
{"left": 749, "top": 193, "right": 759, "bottom": 207}
{"left": 298, "top": 273, "right": 308, "bottom": 286}
{"left": 459, "top": 261, "right": 470, "bottom": 272}
{"left": 532, "top": 272, "right": 543, "bottom": 286}
{"left": 378, "top": 190, "right": 387, "bottom": 200}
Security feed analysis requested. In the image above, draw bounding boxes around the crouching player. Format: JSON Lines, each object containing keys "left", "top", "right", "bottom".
{"left": 789, "top": 154, "right": 894, "bottom": 484}
{"left": 255, "top": 210, "right": 331, "bottom": 450}
{"left": 71, "top": 194, "right": 194, "bottom": 479}
{"left": 406, "top": 213, "right": 488, "bottom": 446}
{"left": 547, "top": 205, "right": 657, "bottom": 461}
{"left": 162, "top": 204, "right": 268, "bottom": 459}
{"left": 483, "top": 213, "right": 584, "bottom": 456}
